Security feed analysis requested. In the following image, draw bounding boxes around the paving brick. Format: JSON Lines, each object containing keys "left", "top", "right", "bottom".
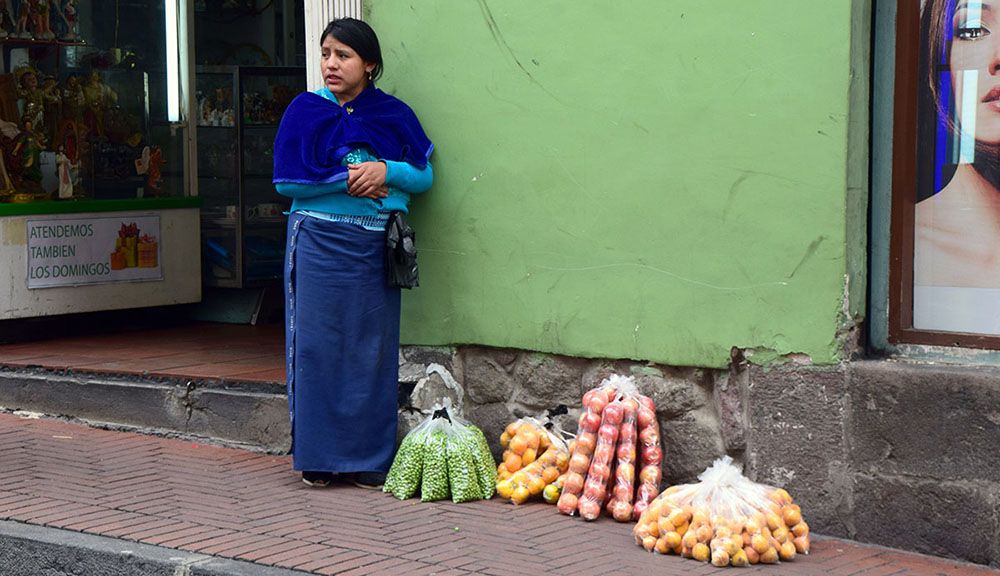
{"left": 0, "top": 411, "right": 996, "bottom": 576}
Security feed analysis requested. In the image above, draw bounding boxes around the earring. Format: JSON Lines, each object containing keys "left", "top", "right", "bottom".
{"left": 367, "top": 70, "right": 373, "bottom": 81}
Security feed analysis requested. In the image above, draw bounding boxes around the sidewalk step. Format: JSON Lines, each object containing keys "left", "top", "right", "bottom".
{"left": 0, "top": 369, "right": 289, "bottom": 452}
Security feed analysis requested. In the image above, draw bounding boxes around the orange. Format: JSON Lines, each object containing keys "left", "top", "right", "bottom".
{"left": 791, "top": 521, "right": 809, "bottom": 537}
{"left": 666, "top": 508, "right": 686, "bottom": 527}
{"left": 496, "top": 480, "right": 514, "bottom": 499}
{"left": 554, "top": 451, "right": 570, "bottom": 471}
{"left": 779, "top": 540, "right": 796, "bottom": 561}
{"left": 527, "top": 476, "right": 546, "bottom": 496}
{"left": 663, "top": 531, "right": 682, "bottom": 549}
{"left": 654, "top": 535, "right": 671, "bottom": 554}
{"left": 751, "top": 533, "right": 769, "bottom": 555}
{"left": 744, "top": 546, "right": 760, "bottom": 565}
{"left": 542, "top": 466, "right": 560, "bottom": 484}
{"left": 766, "top": 513, "right": 783, "bottom": 531}
{"left": 759, "top": 547, "right": 779, "bottom": 564}
{"left": 793, "top": 534, "right": 810, "bottom": 555}
{"left": 521, "top": 447, "right": 537, "bottom": 466}
{"left": 770, "top": 488, "right": 792, "bottom": 506}
{"left": 500, "top": 431, "right": 510, "bottom": 448}
{"left": 503, "top": 453, "right": 522, "bottom": 472}
{"left": 695, "top": 524, "right": 712, "bottom": 543}
{"left": 730, "top": 549, "right": 749, "bottom": 567}
{"left": 711, "top": 549, "right": 730, "bottom": 567}
{"left": 520, "top": 429, "right": 538, "bottom": 448}
{"left": 782, "top": 504, "right": 802, "bottom": 527}
{"left": 510, "top": 486, "right": 530, "bottom": 505}
{"left": 642, "top": 536, "right": 657, "bottom": 552}
{"left": 508, "top": 435, "right": 528, "bottom": 455}
{"left": 691, "top": 543, "right": 710, "bottom": 562}
{"left": 505, "top": 421, "right": 520, "bottom": 436}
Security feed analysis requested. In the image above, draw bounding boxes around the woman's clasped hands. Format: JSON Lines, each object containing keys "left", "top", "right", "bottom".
{"left": 347, "top": 161, "right": 388, "bottom": 199}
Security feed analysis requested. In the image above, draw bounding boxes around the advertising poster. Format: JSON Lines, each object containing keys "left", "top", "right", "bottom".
{"left": 913, "top": 0, "right": 1000, "bottom": 334}
{"left": 27, "top": 216, "right": 162, "bottom": 289}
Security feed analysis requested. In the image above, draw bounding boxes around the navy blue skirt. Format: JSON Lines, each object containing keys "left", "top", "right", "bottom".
{"left": 284, "top": 213, "right": 400, "bottom": 473}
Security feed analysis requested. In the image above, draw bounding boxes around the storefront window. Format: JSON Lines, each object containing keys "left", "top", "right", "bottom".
{"left": 0, "top": 0, "right": 188, "bottom": 205}
{"left": 891, "top": 0, "right": 1000, "bottom": 347}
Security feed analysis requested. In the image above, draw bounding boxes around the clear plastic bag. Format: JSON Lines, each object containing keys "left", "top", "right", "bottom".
{"left": 384, "top": 416, "right": 432, "bottom": 500}
{"left": 633, "top": 456, "right": 810, "bottom": 566}
{"left": 633, "top": 394, "right": 662, "bottom": 520}
{"left": 384, "top": 400, "right": 496, "bottom": 503}
{"left": 607, "top": 397, "right": 638, "bottom": 521}
{"left": 557, "top": 383, "right": 616, "bottom": 515}
{"left": 447, "top": 409, "right": 496, "bottom": 502}
{"left": 419, "top": 419, "right": 451, "bottom": 502}
{"left": 497, "top": 416, "right": 571, "bottom": 505}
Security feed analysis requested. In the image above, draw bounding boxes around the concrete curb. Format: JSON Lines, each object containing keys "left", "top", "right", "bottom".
{"left": 0, "top": 520, "right": 309, "bottom": 576}
{"left": 0, "top": 370, "right": 290, "bottom": 452}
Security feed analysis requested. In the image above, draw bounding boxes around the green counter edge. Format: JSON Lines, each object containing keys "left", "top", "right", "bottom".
{"left": 0, "top": 196, "right": 203, "bottom": 217}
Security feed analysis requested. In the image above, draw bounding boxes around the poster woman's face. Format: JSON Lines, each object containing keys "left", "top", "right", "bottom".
{"left": 951, "top": 1, "right": 1000, "bottom": 143}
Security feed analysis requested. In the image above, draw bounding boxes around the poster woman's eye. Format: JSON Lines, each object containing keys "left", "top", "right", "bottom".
{"left": 956, "top": 25, "right": 990, "bottom": 40}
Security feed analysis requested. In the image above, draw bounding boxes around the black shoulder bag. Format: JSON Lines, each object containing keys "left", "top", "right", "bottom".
{"left": 386, "top": 211, "right": 419, "bottom": 289}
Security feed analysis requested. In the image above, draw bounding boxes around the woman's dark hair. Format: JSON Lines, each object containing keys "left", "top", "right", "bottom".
{"left": 321, "top": 18, "right": 383, "bottom": 83}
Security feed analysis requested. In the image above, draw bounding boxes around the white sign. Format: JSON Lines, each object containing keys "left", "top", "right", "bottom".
{"left": 27, "top": 216, "right": 163, "bottom": 288}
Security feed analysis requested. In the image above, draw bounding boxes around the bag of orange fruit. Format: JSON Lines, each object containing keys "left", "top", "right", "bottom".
{"left": 633, "top": 456, "right": 810, "bottom": 567}
{"left": 496, "top": 417, "right": 572, "bottom": 505}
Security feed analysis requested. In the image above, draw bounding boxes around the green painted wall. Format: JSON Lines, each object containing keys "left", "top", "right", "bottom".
{"left": 368, "top": 1, "right": 856, "bottom": 368}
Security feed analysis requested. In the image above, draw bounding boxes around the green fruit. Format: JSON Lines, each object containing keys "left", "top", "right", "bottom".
{"left": 420, "top": 429, "right": 450, "bottom": 502}
{"left": 543, "top": 482, "right": 561, "bottom": 504}
{"left": 446, "top": 431, "right": 483, "bottom": 503}
{"left": 384, "top": 428, "right": 427, "bottom": 500}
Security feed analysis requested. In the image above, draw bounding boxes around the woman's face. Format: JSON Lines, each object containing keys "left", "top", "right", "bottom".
{"left": 951, "top": 1, "right": 1000, "bottom": 143}
{"left": 320, "top": 35, "right": 373, "bottom": 104}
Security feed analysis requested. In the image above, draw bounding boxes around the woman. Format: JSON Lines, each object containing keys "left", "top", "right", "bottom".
{"left": 272, "top": 18, "right": 434, "bottom": 488}
{"left": 914, "top": 0, "right": 1000, "bottom": 332}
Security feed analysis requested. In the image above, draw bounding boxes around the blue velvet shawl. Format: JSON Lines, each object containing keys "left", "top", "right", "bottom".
{"left": 273, "top": 86, "right": 434, "bottom": 185}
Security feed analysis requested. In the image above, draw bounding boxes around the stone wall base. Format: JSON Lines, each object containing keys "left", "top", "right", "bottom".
{"left": 400, "top": 348, "right": 1000, "bottom": 568}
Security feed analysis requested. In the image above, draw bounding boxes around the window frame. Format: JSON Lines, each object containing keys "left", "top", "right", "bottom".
{"left": 887, "top": 0, "right": 1000, "bottom": 350}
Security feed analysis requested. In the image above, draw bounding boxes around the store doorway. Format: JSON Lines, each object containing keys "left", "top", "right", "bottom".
{"left": 193, "top": 0, "right": 305, "bottom": 325}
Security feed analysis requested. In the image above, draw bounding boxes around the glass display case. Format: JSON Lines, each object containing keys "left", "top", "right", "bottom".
{"left": 0, "top": 1, "right": 202, "bottom": 321}
{"left": 0, "top": 1, "right": 190, "bottom": 205}
{"left": 197, "top": 65, "right": 303, "bottom": 288}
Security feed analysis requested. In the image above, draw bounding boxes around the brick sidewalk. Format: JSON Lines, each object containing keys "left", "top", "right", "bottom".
{"left": 0, "top": 412, "right": 994, "bottom": 576}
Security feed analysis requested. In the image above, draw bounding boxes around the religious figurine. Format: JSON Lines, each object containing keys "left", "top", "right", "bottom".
{"left": 8, "top": 109, "right": 45, "bottom": 194}
{"left": 60, "top": 74, "right": 84, "bottom": 124}
{"left": 55, "top": 145, "right": 71, "bottom": 198}
{"left": 82, "top": 70, "right": 117, "bottom": 137}
{"left": 147, "top": 146, "right": 163, "bottom": 195}
{"left": 28, "top": 0, "right": 53, "bottom": 40}
{"left": 14, "top": 0, "right": 30, "bottom": 38}
{"left": 40, "top": 75, "right": 60, "bottom": 144}
{"left": 53, "top": 0, "right": 77, "bottom": 41}
{"left": 15, "top": 67, "right": 44, "bottom": 140}
{"left": 0, "top": 147, "right": 15, "bottom": 196}
{"left": 0, "top": 0, "right": 14, "bottom": 38}
{"left": 55, "top": 74, "right": 84, "bottom": 153}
